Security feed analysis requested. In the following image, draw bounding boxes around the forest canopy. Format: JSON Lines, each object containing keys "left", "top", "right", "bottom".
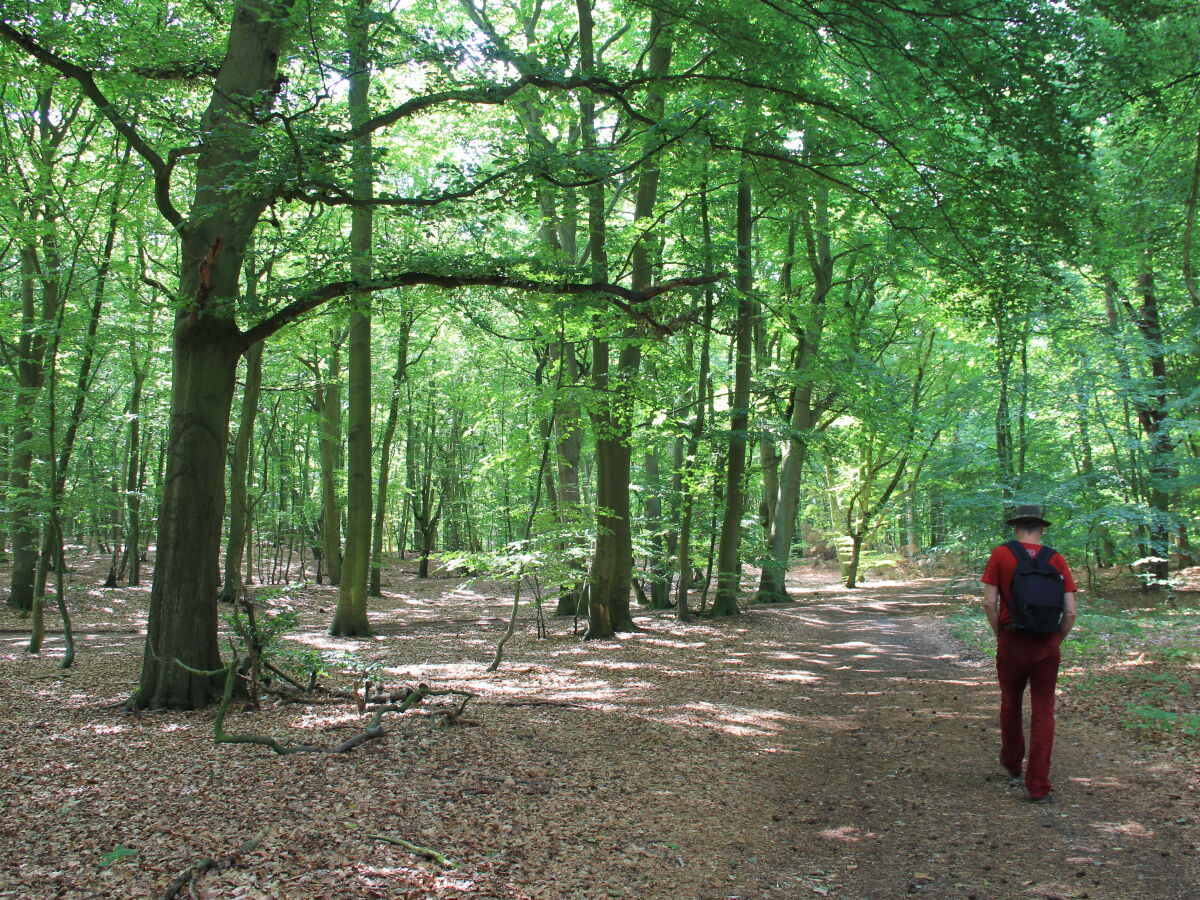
{"left": 1, "top": 0, "right": 1197, "bottom": 708}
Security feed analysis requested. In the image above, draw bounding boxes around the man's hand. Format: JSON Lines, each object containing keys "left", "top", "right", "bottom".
{"left": 982, "top": 583, "right": 1002, "bottom": 638}
{"left": 1060, "top": 592, "right": 1076, "bottom": 639}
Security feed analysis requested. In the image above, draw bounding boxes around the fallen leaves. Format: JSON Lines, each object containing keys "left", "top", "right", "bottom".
{"left": 1, "top": 559, "right": 1198, "bottom": 898}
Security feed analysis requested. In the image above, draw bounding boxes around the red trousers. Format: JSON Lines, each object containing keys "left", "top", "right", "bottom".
{"left": 996, "top": 630, "right": 1062, "bottom": 798}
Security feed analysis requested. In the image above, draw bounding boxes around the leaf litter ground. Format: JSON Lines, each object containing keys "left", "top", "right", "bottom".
{"left": 1, "top": 556, "right": 1197, "bottom": 899}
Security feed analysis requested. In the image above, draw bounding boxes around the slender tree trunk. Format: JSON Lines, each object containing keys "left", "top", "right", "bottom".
{"left": 409, "top": 397, "right": 442, "bottom": 580}
{"left": 370, "top": 316, "right": 411, "bottom": 596}
{"left": 676, "top": 186, "right": 715, "bottom": 620}
{"left": 993, "top": 304, "right": 1019, "bottom": 499}
{"left": 36, "top": 143, "right": 132, "bottom": 597}
{"left": 904, "top": 480, "right": 919, "bottom": 559}
{"left": 632, "top": 12, "right": 673, "bottom": 610}
{"left": 713, "top": 170, "right": 753, "bottom": 615}
{"left": 548, "top": 340, "right": 584, "bottom": 614}
{"left": 756, "top": 193, "right": 831, "bottom": 602}
{"left": 314, "top": 337, "right": 344, "bottom": 587}
{"left": 122, "top": 361, "right": 148, "bottom": 586}
{"left": 554, "top": 147, "right": 585, "bottom": 615}
{"left": 221, "top": 340, "right": 263, "bottom": 602}
{"left": 1182, "top": 118, "right": 1200, "bottom": 311}
{"left": 756, "top": 221, "right": 791, "bottom": 544}
{"left": 1104, "top": 267, "right": 1177, "bottom": 582}
{"left": 1134, "top": 265, "right": 1174, "bottom": 581}
{"left": 844, "top": 532, "right": 864, "bottom": 590}
{"left": 332, "top": 0, "right": 374, "bottom": 636}
{"left": 8, "top": 248, "right": 46, "bottom": 611}
{"left": 578, "top": 0, "right": 621, "bottom": 638}
{"left": 8, "top": 87, "right": 67, "bottom": 612}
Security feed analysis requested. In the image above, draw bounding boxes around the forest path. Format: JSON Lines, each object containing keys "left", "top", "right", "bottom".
{"left": 650, "top": 578, "right": 1199, "bottom": 899}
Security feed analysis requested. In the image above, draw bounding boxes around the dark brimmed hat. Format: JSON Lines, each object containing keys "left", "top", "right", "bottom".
{"left": 1005, "top": 504, "right": 1052, "bottom": 528}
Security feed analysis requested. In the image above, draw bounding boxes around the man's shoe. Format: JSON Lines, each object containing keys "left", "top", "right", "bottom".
{"left": 1026, "top": 793, "right": 1054, "bottom": 804}
{"left": 1003, "top": 768, "right": 1023, "bottom": 787}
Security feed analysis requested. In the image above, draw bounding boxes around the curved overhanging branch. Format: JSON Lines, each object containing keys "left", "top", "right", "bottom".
{"left": 0, "top": 21, "right": 186, "bottom": 231}
{"left": 237, "top": 270, "right": 725, "bottom": 351}
{"left": 341, "top": 80, "right": 531, "bottom": 141}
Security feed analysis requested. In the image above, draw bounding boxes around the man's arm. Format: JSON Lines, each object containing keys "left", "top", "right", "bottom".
{"left": 983, "top": 583, "right": 1001, "bottom": 638}
{"left": 1060, "top": 592, "right": 1077, "bottom": 639}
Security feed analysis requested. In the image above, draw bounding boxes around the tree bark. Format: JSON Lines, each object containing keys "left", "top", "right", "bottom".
{"left": 1134, "top": 265, "right": 1174, "bottom": 581}
{"left": 553, "top": 338, "right": 586, "bottom": 616}
{"left": 7, "top": 86, "right": 68, "bottom": 611}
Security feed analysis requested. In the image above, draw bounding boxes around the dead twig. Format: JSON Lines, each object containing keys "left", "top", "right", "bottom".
{"left": 499, "top": 699, "right": 590, "bottom": 709}
{"left": 159, "top": 826, "right": 269, "bottom": 900}
{"left": 366, "top": 833, "right": 455, "bottom": 868}
{"left": 174, "top": 658, "right": 476, "bottom": 755}
{"left": 263, "top": 660, "right": 308, "bottom": 693}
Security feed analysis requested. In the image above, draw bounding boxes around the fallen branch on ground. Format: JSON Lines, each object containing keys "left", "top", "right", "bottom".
{"left": 159, "top": 826, "right": 269, "bottom": 900}
{"left": 174, "top": 658, "right": 476, "bottom": 755}
{"left": 366, "top": 833, "right": 455, "bottom": 868}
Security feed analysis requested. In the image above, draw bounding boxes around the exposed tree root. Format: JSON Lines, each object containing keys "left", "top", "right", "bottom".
{"left": 159, "top": 826, "right": 269, "bottom": 900}
{"left": 366, "top": 833, "right": 455, "bottom": 868}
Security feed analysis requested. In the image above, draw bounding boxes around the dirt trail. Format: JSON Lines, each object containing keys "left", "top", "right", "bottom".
{"left": 1, "top": 569, "right": 1197, "bottom": 900}
{"left": 614, "top": 578, "right": 1200, "bottom": 900}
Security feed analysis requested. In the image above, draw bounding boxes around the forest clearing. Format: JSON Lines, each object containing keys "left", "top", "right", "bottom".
{"left": 2, "top": 554, "right": 1197, "bottom": 900}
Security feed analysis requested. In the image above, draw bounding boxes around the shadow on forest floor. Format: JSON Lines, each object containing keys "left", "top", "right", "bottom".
{"left": 0, "top": 552, "right": 1197, "bottom": 899}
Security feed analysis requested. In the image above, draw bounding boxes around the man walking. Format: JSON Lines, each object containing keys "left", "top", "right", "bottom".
{"left": 981, "top": 505, "right": 1078, "bottom": 802}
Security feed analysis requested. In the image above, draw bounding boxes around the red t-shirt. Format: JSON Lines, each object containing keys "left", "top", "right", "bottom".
{"left": 981, "top": 541, "right": 1077, "bottom": 627}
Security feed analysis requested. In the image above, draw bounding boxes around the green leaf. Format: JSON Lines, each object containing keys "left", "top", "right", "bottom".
{"left": 99, "top": 845, "right": 137, "bottom": 867}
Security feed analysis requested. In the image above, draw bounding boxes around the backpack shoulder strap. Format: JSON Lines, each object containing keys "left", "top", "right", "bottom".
{"left": 1033, "top": 545, "right": 1057, "bottom": 569}
{"left": 1005, "top": 540, "right": 1031, "bottom": 569}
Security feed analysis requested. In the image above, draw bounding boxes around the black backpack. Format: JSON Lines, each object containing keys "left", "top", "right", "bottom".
{"left": 1006, "top": 541, "right": 1066, "bottom": 635}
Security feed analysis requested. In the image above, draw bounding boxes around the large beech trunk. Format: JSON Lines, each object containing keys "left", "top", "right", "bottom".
{"left": 332, "top": 308, "right": 372, "bottom": 634}
{"left": 577, "top": 0, "right": 634, "bottom": 637}
{"left": 134, "top": 318, "right": 243, "bottom": 709}
{"left": 590, "top": 344, "right": 639, "bottom": 635}
{"left": 130, "top": 0, "right": 290, "bottom": 709}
